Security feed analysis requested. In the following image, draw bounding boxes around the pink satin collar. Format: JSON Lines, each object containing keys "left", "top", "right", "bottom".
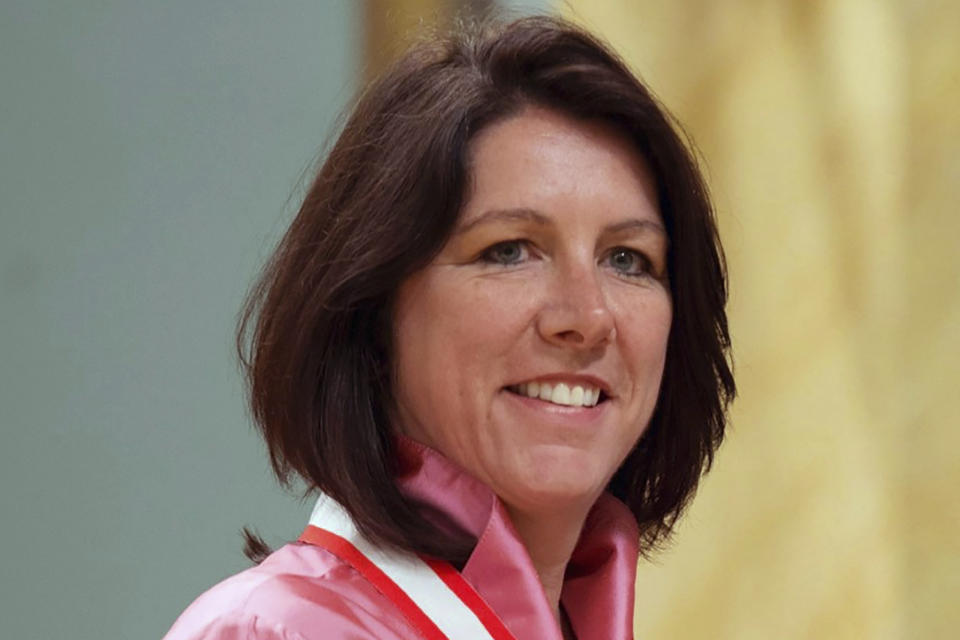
{"left": 394, "top": 436, "right": 639, "bottom": 640}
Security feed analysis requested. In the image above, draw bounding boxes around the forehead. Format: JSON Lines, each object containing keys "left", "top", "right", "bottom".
{"left": 461, "top": 106, "right": 660, "bottom": 227}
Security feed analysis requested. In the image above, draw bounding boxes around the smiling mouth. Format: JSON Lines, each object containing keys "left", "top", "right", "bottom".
{"left": 505, "top": 382, "right": 607, "bottom": 408}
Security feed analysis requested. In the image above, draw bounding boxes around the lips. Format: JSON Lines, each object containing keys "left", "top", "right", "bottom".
{"left": 506, "top": 380, "right": 607, "bottom": 408}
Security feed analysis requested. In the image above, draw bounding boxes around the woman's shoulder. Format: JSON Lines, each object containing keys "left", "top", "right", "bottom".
{"left": 163, "top": 542, "right": 419, "bottom": 640}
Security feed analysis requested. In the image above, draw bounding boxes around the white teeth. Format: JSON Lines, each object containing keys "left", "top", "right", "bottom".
{"left": 512, "top": 381, "right": 602, "bottom": 408}
{"left": 553, "top": 383, "right": 571, "bottom": 405}
{"left": 570, "top": 386, "right": 584, "bottom": 405}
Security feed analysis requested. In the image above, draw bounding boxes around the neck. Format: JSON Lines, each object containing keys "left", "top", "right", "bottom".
{"left": 505, "top": 503, "right": 590, "bottom": 636}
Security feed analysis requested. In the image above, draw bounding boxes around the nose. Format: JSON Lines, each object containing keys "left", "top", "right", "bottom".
{"left": 536, "top": 261, "right": 616, "bottom": 350}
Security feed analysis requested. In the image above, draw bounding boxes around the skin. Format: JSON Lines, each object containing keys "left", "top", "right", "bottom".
{"left": 391, "top": 106, "right": 672, "bottom": 635}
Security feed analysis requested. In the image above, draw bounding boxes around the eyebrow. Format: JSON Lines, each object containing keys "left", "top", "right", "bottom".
{"left": 453, "top": 208, "right": 550, "bottom": 235}
{"left": 604, "top": 218, "right": 668, "bottom": 238}
{"left": 454, "top": 207, "right": 667, "bottom": 238}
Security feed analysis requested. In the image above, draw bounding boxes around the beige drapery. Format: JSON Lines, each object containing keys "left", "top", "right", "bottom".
{"left": 363, "top": 1, "right": 960, "bottom": 636}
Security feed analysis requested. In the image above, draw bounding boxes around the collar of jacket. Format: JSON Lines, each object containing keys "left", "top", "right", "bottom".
{"left": 393, "top": 435, "right": 639, "bottom": 640}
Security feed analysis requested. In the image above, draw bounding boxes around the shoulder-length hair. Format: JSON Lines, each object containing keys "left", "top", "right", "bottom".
{"left": 238, "top": 15, "right": 734, "bottom": 564}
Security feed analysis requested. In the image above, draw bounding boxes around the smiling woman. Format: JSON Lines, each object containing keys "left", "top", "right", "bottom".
{"left": 393, "top": 106, "right": 672, "bottom": 530}
{"left": 391, "top": 109, "right": 674, "bottom": 619}
{"left": 164, "top": 14, "right": 734, "bottom": 640}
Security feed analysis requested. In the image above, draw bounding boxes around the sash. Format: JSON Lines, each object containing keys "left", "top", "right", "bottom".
{"left": 299, "top": 495, "right": 518, "bottom": 640}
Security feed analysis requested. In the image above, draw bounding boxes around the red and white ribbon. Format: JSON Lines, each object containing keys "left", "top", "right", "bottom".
{"left": 299, "top": 495, "right": 517, "bottom": 640}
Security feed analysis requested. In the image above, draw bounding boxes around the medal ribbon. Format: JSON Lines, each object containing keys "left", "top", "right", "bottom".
{"left": 299, "top": 496, "right": 517, "bottom": 640}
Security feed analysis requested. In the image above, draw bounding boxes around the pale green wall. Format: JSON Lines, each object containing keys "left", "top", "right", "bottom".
{"left": 0, "top": 2, "right": 358, "bottom": 637}
{"left": 500, "top": 0, "right": 554, "bottom": 15}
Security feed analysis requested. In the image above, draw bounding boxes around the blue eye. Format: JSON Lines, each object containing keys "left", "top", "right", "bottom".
{"left": 606, "top": 247, "right": 651, "bottom": 277}
{"left": 481, "top": 240, "right": 528, "bottom": 265}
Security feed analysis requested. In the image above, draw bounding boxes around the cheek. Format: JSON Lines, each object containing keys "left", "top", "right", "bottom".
{"left": 618, "top": 294, "right": 672, "bottom": 379}
{"left": 393, "top": 276, "right": 534, "bottom": 416}
{"left": 433, "top": 285, "right": 535, "bottom": 395}
{"left": 422, "top": 271, "right": 536, "bottom": 342}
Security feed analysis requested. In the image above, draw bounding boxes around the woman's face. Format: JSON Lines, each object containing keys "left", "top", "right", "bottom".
{"left": 392, "top": 106, "right": 672, "bottom": 517}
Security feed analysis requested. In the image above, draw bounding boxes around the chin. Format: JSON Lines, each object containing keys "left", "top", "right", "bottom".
{"left": 502, "top": 452, "right": 610, "bottom": 513}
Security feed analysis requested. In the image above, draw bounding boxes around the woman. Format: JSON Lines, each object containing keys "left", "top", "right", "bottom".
{"left": 165, "top": 15, "right": 734, "bottom": 640}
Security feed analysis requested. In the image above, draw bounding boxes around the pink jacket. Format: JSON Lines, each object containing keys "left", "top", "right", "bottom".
{"left": 164, "top": 438, "right": 639, "bottom": 639}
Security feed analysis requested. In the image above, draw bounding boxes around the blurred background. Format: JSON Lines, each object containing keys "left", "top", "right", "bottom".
{"left": 1, "top": 1, "right": 956, "bottom": 638}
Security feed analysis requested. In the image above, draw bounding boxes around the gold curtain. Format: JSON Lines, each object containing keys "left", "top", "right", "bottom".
{"left": 363, "top": 0, "right": 959, "bottom": 636}
{"left": 364, "top": 0, "right": 495, "bottom": 81}
{"left": 364, "top": 0, "right": 449, "bottom": 82}
{"left": 557, "top": 1, "right": 960, "bottom": 638}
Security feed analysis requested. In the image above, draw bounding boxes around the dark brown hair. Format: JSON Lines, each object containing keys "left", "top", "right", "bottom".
{"left": 238, "top": 15, "right": 734, "bottom": 564}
